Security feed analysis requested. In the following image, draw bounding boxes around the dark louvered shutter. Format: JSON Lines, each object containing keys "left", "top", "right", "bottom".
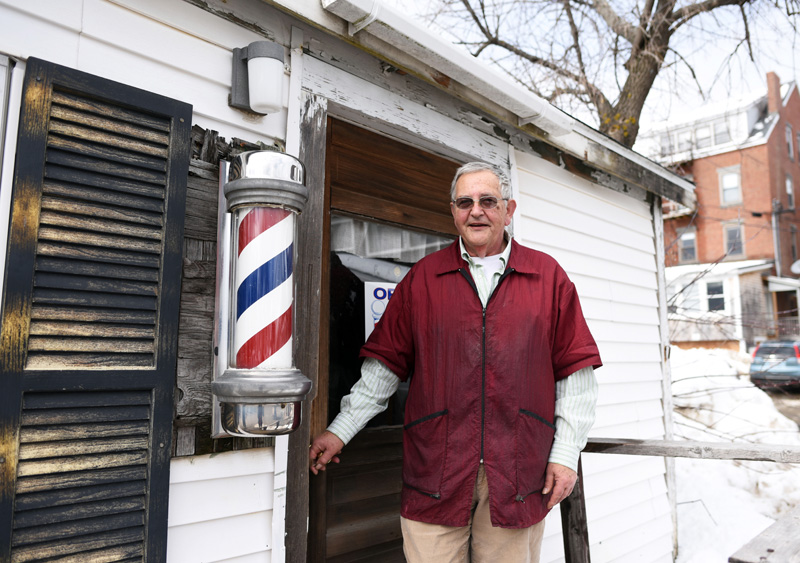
{"left": 0, "top": 58, "right": 191, "bottom": 562}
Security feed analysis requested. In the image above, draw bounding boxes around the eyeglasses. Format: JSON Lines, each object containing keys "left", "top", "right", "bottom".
{"left": 452, "top": 196, "right": 507, "bottom": 210}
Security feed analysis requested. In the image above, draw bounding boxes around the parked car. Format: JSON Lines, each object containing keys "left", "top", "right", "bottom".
{"left": 749, "top": 340, "right": 800, "bottom": 389}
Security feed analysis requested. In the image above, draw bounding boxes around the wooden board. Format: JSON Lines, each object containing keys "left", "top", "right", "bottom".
{"left": 728, "top": 504, "right": 800, "bottom": 563}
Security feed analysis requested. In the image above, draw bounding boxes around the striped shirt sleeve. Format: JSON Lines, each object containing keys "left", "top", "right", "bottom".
{"left": 326, "top": 357, "right": 400, "bottom": 444}
{"left": 548, "top": 365, "right": 598, "bottom": 471}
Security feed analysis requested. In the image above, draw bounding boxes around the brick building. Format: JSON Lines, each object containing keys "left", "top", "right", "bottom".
{"left": 638, "top": 72, "right": 800, "bottom": 350}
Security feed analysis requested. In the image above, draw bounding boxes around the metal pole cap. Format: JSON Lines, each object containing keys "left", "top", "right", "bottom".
{"left": 224, "top": 151, "right": 308, "bottom": 213}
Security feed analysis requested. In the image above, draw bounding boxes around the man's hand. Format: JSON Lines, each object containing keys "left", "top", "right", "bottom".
{"left": 309, "top": 430, "right": 344, "bottom": 475}
{"left": 542, "top": 462, "right": 577, "bottom": 509}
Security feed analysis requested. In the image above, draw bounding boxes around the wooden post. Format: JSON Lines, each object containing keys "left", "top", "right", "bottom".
{"left": 286, "top": 94, "right": 328, "bottom": 563}
{"left": 560, "top": 457, "right": 591, "bottom": 563}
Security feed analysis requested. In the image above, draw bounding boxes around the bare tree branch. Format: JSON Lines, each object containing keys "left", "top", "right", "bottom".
{"left": 563, "top": 1, "right": 589, "bottom": 84}
{"left": 424, "top": 0, "right": 798, "bottom": 147}
{"left": 668, "top": 47, "right": 706, "bottom": 98}
{"left": 487, "top": 33, "right": 614, "bottom": 114}
{"left": 590, "top": 0, "right": 637, "bottom": 41}
{"left": 459, "top": 0, "right": 494, "bottom": 42}
{"left": 740, "top": 3, "right": 755, "bottom": 61}
{"left": 670, "top": 0, "right": 755, "bottom": 31}
{"left": 629, "top": 0, "right": 657, "bottom": 62}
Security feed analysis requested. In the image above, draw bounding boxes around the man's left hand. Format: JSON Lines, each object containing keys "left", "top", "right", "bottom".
{"left": 542, "top": 462, "right": 577, "bottom": 509}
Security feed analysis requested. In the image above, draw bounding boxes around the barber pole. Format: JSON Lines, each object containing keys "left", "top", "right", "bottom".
{"left": 212, "top": 150, "right": 311, "bottom": 436}
{"left": 233, "top": 206, "right": 294, "bottom": 369}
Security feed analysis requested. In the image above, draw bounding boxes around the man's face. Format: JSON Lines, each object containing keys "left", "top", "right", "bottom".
{"left": 450, "top": 170, "right": 516, "bottom": 257}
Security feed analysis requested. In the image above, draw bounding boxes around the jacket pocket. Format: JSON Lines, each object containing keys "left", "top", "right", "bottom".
{"left": 514, "top": 409, "right": 556, "bottom": 501}
{"left": 402, "top": 409, "right": 449, "bottom": 498}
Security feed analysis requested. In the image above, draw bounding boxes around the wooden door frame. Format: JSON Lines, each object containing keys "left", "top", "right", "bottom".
{"left": 287, "top": 101, "right": 463, "bottom": 561}
{"left": 286, "top": 92, "right": 329, "bottom": 563}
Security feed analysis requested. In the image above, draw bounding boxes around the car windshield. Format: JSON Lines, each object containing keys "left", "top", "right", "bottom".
{"left": 755, "top": 345, "right": 796, "bottom": 358}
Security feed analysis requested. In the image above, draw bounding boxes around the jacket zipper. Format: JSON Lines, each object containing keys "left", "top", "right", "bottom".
{"left": 459, "top": 266, "right": 515, "bottom": 464}
{"left": 515, "top": 488, "right": 541, "bottom": 503}
{"left": 403, "top": 483, "right": 441, "bottom": 499}
{"left": 481, "top": 307, "right": 486, "bottom": 462}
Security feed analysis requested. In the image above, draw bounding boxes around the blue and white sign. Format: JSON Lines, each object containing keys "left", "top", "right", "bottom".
{"left": 364, "top": 282, "right": 397, "bottom": 340}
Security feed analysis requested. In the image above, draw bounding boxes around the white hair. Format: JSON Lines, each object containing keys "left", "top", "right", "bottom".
{"left": 450, "top": 162, "right": 512, "bottom": 200}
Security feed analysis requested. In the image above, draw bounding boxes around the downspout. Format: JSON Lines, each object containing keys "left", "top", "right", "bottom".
{"left": 320, "top": 0, "right": 574, "bottom": 137}
{"left": 772, "top": 199, "right": 796, "bottom": 278}
{"left": 773, "top": 201, "right": 782, "bottom": 278}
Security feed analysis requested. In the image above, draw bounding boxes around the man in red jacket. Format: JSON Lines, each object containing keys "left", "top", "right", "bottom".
{"left": 310, "top": 162, "right": 601, "bottom": 562}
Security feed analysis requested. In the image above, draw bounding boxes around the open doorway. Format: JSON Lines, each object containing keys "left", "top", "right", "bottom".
{"left": 308, "top": 119, "right": 460, "bottom": 562}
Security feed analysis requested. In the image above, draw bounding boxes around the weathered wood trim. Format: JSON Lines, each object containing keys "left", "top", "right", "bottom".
{"left": 653, "top": 196, "right": 679, "bottom": 557}
{"left": 584, "top": 438, "right": 800, "bottom": 463}
{"left": 296, "top": 22, "right": 691, "bottom": 207}
{"left": 286, "top": 92, "right": 328, "bottom": 563}
{"left": 302, "top": 50, "right": 693, "bottom": 209}
{"left": 569, "top": 437, "right": 800, "bottom": 561}
{"left": 560, "top": 458, "right": 590, "bottom": 563}
{"left": 307, "top": 114, "right": 334, "bottom": 563}
{"left": 175, "top": 132, "right": 276, "bottom": 456}
{"left": 302, "top": 54, "right": 508, "bottom": 167}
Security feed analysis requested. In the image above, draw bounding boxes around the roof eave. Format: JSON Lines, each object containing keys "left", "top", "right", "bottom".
{"left": 262, "top": 0, "right": 695, "bottom": 206}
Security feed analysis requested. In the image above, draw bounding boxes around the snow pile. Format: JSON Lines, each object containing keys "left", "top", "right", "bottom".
{"left": 671, "top": 347, "right": 800, "bottom": 562}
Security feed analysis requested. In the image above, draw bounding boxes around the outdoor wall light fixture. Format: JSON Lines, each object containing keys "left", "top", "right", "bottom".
{"left": 230, "top": 40, "right": 285, "bottom": 114}
{"left": 211, "top": 150, "right": 312, "bottom": 436}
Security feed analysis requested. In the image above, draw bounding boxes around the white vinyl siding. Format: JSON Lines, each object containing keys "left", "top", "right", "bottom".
{"left": 513, "top": 149, "right": 672, "bottom": 563}
{"left": 0, "top": 1, "right": 292, "bottom": 560}
{"left": 0, "top": 55, "right": 21, "bottom": 299}
{"left": 2, "top": 1, "right": 681, "bottom": 561}
{"left": 0, "top": 0, "right": 287, "bottom": 144}
{"left": 167, "top": 449, "right": 276, "bottom": 563}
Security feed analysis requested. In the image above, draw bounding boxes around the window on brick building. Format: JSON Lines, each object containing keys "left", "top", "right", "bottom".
{"left": 719, "top": 166, "right": 742, "bottom": 205}
{"left": 792, "top": 226, "right": 798, "bottom": 263}
{"left": 667, "top": 281, "right": 700, "bottom": 313}
{"left": 714, "top": 119, "right": 731, "bottom": 144}
{"left": 659, "top": 133, "right": 673, "bottom": 157}
{"left": 724, "top": 224, "right": 744, "bottom": 257}
{"left": 706, "top": 281, "right": 725, "bottom": 312}
{"left": 788, "top": 124, "right": 794, "bottom": 160}
{"left": 695, "top": 126, "right": 711, "bottom": 149}
{"left": 684, "top": 283, "right": 700, "bottom": 311}
{"left": 677, "top": 130, "right": 692, "bottom": 152}
{"left": 788, "top": 174, "right": 795, "bottom": 209}
{"left": 678, "top": 228, "right": 697, "bottom": 262}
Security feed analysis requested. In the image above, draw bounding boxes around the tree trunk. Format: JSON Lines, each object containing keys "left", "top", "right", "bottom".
{"left": 598, "top": 23, "right": 672, "bottom": 148}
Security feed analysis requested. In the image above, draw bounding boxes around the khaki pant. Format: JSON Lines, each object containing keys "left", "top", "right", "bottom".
{"left": 401, "top": 465, "right": 546, "bottom": 563}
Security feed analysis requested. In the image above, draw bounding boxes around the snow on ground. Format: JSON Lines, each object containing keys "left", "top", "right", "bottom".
{"left": 671, "top": 347, "right": 800, "bottom": 562}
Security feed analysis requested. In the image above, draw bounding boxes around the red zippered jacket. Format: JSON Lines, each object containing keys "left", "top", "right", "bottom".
{"left": 360, "top": 239, "right": 602, "bottom": 528}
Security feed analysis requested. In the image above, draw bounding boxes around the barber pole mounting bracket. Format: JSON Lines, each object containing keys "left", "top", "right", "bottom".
{"left": 212, "top": 151, "right": 312, "bottom": 436}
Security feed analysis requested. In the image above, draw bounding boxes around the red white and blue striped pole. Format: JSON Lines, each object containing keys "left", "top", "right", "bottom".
{"left": 212, "top": 151, "right": 311, "bottom": 436}
{"left": 233, "top": 206, "right": 294, "bottom": 369}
